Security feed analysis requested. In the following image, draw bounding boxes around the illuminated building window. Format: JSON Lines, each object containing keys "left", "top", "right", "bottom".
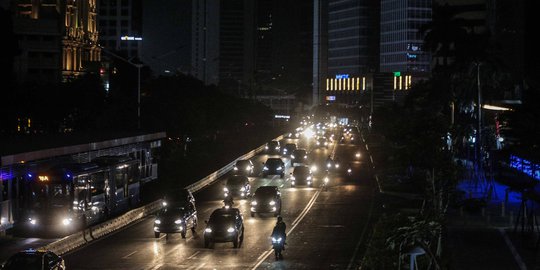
{"left": 399, "top": 76, "right": 403, "bottom": 90}
{"left": 394, "top": 76, "right": 397, "bottom": 90}
{"left": 362, "top": 77, "right": 366, "bottom": 91}
{"left": 338, "top": 79, "right": 341, "bottom": 91}
{"left": 351, "top": 78, "right": 355, "bottom": 90}
{"left": 357, "top": 77, "right": 360, "bottom": 90}
{"left": 331, "top": 79, "right": 334, "bottom": 90}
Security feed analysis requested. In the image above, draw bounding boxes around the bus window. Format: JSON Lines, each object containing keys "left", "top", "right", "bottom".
{"left": 90, "top": 172, "right": 106, "bottom": 196}
{"left": 114, "top": 168, "right": 126, "bottom": 189}
{"left": 127, "top": 164, "right": 139, "bottom": 184}
{"left": 74, "top": 175, "right": 90, "bottom": 210}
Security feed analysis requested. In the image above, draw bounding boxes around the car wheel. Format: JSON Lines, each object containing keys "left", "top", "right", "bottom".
{"left": 154, "top": 232, "right": 160, "bottom": 238}
{"left": 233, "top": 235, "right": 239, "bottom": 248}
{"left": 204, "top": 239, "right": 210, "bottom": 248}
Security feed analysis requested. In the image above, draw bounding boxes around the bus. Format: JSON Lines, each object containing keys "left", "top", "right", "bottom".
{"left": 20, "top": 156, "right": 140, "bottom": 236}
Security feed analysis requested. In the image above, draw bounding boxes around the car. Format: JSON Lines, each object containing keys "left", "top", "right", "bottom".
{"left": 204, "top": 208, "right": 244, "bottom": 248}
{"left": 224, "top": 175, "right": 251, "bottom": 198}
{"left": 233, "top": 159, "right": 254, "bottom": 176}
{"left": 250, "top": 186, "right": 282, "bottom": 217}
{"left": 315, "top": 137, "right": 328, "bottom": 148}
{"left": 262, "top": 158, "right": 285, "bottom": 178}
{"left": 290, "top": 165, "right": 314, "bottom": 187}
{"left": 153, "top": 202, "right": 197, "bottom": 239}
{"left": 1, "top": 249, "right": 65, "bottom": 270}
{"left": 291, "top": 149, "right": 308, "bottom": 165}
{"left": 162, "top": 188, "right": 195, "bottom": 207}
{"left": 282, "top": 143, "right": 297, "bottom": 156}
{"left": 265, "top": 141, "right": 281, "bottom": 154}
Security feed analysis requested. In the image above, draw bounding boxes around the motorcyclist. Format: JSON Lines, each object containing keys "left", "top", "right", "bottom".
{"left": 272, "top": 216, "right": 287, "bottom": 249}
{"left": 223, "top": 196, "right": 234, "bottom": 208}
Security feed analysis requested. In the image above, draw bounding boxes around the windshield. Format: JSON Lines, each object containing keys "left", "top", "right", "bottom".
{"left": 266, "top": 159, "right": 282, "bottom": 166}
{"left": 268, "top": 141, "right": 278, "bottom": 147}
{"left": 228, "top": 177, "right": 246, "bottom": 185}
{"left": 158, "top": 207, "right": 186, "bottom": 218}
{"left": 294, "top": 167, "right": 310, "bottom": 176}
{"left": 293, "top": 150, "right": 306, "bottom": 156}
{"left": 3, "top": 254, "right": 42, "bottom": 270}
{"left": 28, "top": 181, "right": 72, "bottom": 210}
{"left": 209, "top": 213, "right": 235, "bottom": 225}
{"left": 255, "top": 187, "right": 276, "bottom": 197}
{"left": 235, "top": 160, "right": 250, "bottom": 168}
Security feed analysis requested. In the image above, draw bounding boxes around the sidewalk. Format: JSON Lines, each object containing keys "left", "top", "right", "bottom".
{"left": 447, "top": 181, "right": 540, "bottom": 270}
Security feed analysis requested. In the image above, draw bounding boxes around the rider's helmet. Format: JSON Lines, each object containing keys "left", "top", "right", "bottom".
{"left": 277, "top": 216, "right": 283, "bottom": 222}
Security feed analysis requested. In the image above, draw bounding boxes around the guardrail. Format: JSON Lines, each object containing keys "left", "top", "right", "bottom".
{"left": 39, "top": 134, "right": 285, "bottom": 255}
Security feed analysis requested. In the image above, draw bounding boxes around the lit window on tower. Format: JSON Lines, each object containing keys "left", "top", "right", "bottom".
{"left": 362, "top": 77, "right": 366, "bottom": 91}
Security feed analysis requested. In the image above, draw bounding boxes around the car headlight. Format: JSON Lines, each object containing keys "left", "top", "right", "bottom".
{"left": 355, "top": 153, "right": 361, "bottom": 158}
{"left": 291, "top": 155, "right": 295, "bottom": 159}
{"left": 324, "top": 142, "right": 328, "bottom": 145}
{"left": 304, "top": 155, "right": 307, "bottom": 159}
{"left": 155, "top": 219, "right": 161, "bottom": 224}
{"left": 335, "top": 164, "right": 340, "bottom": 168}
{"left": 311, "top": 165, "right": 317, "bottom": 172}
{"left": 324, "top": 177, "right": 329, "bottom": 183}
{"left": 29, "top": 218, "right": 37, "bottom": 225}
{"left": 224, "top": 187, "right": 229, "bottom": 192}
{"left": 234, "top": 167, "right": 238, "bottom": 171}
{"left": 277, "top": 166, "right": 282, "bottom": 170}
{"left": 269, "top": 201, "right": 276, "bottom": 206}
{"left": 162, "top": 201, "right": 168, "bottom": 207}
{"left": 175, "top": 219, "right": 182, "bottom": 224}
{"left": 251, "top": 201, "right": 257, "bottom": 205}
{"left": 275, "top": 147, "right": 280, "bottom": 150}
{"left": 263, "top": 166, "right": 268, "bottom": 170}
{"left": 62, "top": 218, "right": 72, "bottom": 226}
{"left": 240, "top": 187, "right": 246, "bottom": 191}
{"left": 227, "top": 227, "right": 235, "bottom": 233}
{"left": 290, "top": 176, "right": 295, "bottom": 180}
{"left": 317, "top": 142, "right": 320, "bottom": 145}
{"left": 265, "top": 146, "right": 269, "bottom": 150}
{"left": 205, "top": 228, "right": 212, "bottom": 233}
{"left": 246, "top": 166, "right": 251, "bottom": 171}
{"left": 307, "top": 176, "right": 312, "bottom": 180}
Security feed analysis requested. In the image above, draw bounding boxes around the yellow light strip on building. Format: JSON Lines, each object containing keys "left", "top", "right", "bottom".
{"left": 399, "top": 76, "right": 402, "bottom": 90}
{"left": 330, "top": 79, "right": 334, "bottom": 91}
{"left": 394, "top": 76, "right": 397, "bottom": 90}
{"left": 408, "top": 75, "right": 412, "bottom": 89}
{"left": 362, "top": 77, "right": 366, "bottom": 91}
{"left": 338, "top": 79, "right": 341, "bottom": 91}
{"left": 326, "top": 78, "right": 329, "bottom": 91}
{"left": 346, "top": 78, "right": 349, "bottom": 90}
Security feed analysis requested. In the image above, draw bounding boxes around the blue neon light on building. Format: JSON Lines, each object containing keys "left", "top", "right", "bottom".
{"left": 509, "top": 155, "right": 540, "bottom": 181}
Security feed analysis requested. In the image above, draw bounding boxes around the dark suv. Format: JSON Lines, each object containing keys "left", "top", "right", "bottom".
{"left": 204, "top": 208, "right": 244, "bottom": 248}
{"left": 250, "top": 186, "right": 282, "bottom": 217}
{"left": 262, "top": 158, "right": 285, "bottom": 178}
{"left": 154, "top": 202, "right": 197, "bottom": 238}
{"left": 1, "top": 249, "right": 65, "bottom": 270}
{"left": 291, "top": 149, "right": 308, "bottom": 165}
{"left": 224, "top": 175, "right": 251, "bottom": 198}
{"left": 162, "top": 188, "right": 195, "bottom": 208}
{"left": 290, "top": 165, "right": 313, "bottom": 187}
{"left": 265, "top": 140, "right": 281, "bottom": 154}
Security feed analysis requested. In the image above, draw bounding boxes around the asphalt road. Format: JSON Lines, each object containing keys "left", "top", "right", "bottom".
{"left": 59, "top": 131, "right": 377, "bottom": 269}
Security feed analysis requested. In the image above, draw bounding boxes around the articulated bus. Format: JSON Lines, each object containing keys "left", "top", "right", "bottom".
{"left": 20, "top": 156, "right": 140, "bottom": 236}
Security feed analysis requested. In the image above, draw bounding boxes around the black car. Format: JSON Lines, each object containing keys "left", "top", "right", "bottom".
{"left": 315, "top": 137, "right": 328, "bottom": 148}
{"left": 265, "top": 140, "right": 281, "bottom": 154}
{"left": 163, "top": 188, "right": 195, "bottom": 207}
{"left": 232, "top": 159, "right": 254, "bottom": 176}
{"left": 291, "top": 149, "right": 308, "bottom": 165}
{"left": 1, "top": 249, "right": 65, "bottom": 270}
{"left": 224, "top": 175, "right": 251, "bottom": 198}
{"left": 204, "top": 208, "right": 244, "bottom": 248}
{"left": 282, "top": 143, "right": 297, "bottom": 156}
{"left": 290, "top": 165, "right": 313, "bottom": 187}
{"left": 250, "top": 186, "right": 282, "bottom": 217}
{"left": 153, "top": 202, "right": 198, "bottom": 238}
{"left": 262, "top": 158, "right": 285, "bottom": 178}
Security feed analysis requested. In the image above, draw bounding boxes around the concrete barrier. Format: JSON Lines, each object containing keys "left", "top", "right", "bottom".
{"left": 39, "top": 134, "right": 284, "bottom": 255}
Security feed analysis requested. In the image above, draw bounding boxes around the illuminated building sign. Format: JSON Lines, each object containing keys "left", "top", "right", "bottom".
{"left": 326, "top": 96, "right": 336, "bottom": 101}
{"left": 509, "top": 155, "right": 540, "bottom": 181}
{"left": 38, "top": 176, "right": 49, "bottom": 182}
{"left": 274, "top": 115, "right": 291, "bottom": 119}
{"left": 335, "top": 74, "right": 349, "bottom": 79}
{"left": 120, "top": 36, "right": 143, "bottom": 41}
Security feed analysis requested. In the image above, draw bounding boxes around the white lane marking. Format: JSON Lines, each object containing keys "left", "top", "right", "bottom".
{"left": 251, "top": 188, "right": 322, "bottom": 270}
{"left": 346, "top": 188, "right": 376, "bottom": 270}
{"left": 188, "top": 262, "right": 206, "bottom": 270}
{"left": 499, "top": 228, "right": 528, "bottom": 270}
{"left": 122, "top": 250, "right": 137, "bottom": 259}
{"left": 186, "top": 251, "right": 200, "bottom": 260}
{"left": 319, "top": 225, "right": 345, "bottom": 228}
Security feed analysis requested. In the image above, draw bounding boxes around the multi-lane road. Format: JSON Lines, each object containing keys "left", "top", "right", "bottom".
{"left": 3, "top": 129, "right": 379, "bottom": 269}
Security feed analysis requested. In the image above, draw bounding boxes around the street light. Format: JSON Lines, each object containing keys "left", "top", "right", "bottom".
{"left": 100, "top": 46, "right": 143, "bottom": 129}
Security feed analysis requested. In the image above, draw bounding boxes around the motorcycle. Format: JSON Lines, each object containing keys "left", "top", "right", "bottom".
{"left": 272, "top": 234, "right": 285, "bottom": 260}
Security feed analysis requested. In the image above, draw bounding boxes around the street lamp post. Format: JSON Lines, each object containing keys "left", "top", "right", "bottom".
{"left": 100, "top": 47, "right": 143, "bottom": 129}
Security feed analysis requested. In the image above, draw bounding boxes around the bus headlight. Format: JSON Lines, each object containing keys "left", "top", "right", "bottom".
{"left": 62, "top": 218, "right": 72, "bottom": 226}
{"left": 174, "top": 219, "right": 182, "bottom": 224}
{"left": 29, "top": 218, "right": 37, "bottom": 225}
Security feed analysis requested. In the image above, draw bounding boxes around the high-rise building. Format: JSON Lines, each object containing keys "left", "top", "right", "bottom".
{"left": 98, "top": 0, "right": 142, "bottom": 59}
{"left": 191, "top": 0, "right": 255, "bottom": 95}
{"left": 380, "top": 0, "right": 432, "bottom": 74}
{"left": 12, "top": 0, "right": 101, "bottom": 83}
